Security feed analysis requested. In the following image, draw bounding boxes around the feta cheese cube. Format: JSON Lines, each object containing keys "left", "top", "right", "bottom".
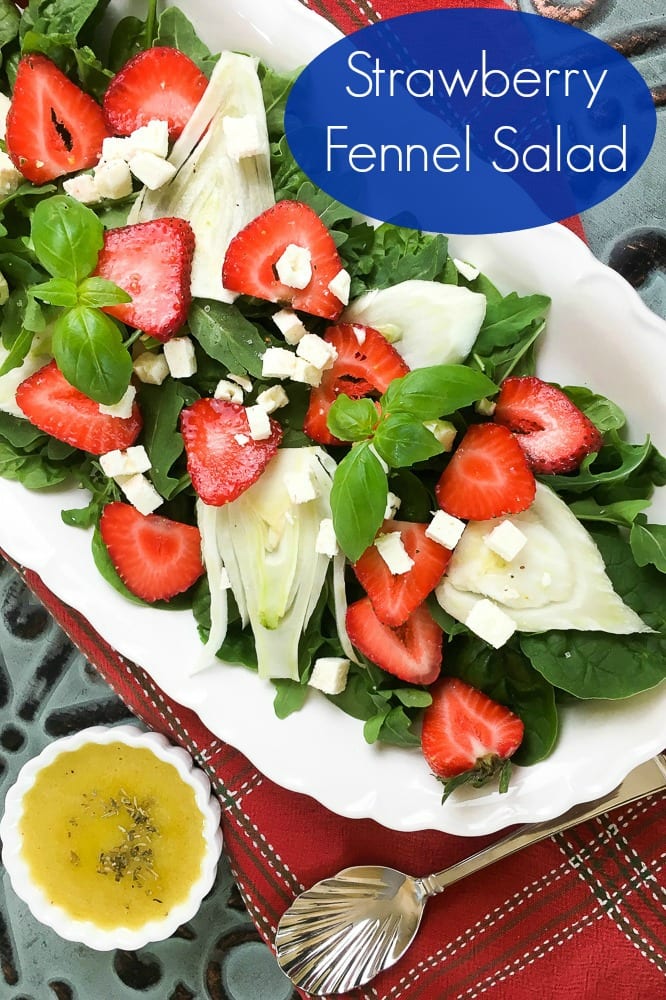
{"left": 375, "top": 531, "right": 414, "bottom": 575}
{"left": 0, "top": 150, "right": 22, "bottom": 197}
{"left": 245, "top": 404, "right": 272, "bottom": 441}
{"left": 465, "top": 599, "right": 516, "bottom": 648}
{"left": 100, "top": 445, "right": 151, "bottom": 478}
{"left": 327, "top": 268, "right": 351, "bottom": 305}
{"left": 129, "top": 151, "right": 177, "bottom": 190}
{"left": 484, "top": 520, "right": 527, "bottom": 562}
{"left": 117, "top": 473, "right": 162, "bottom": 515}
{"left": 424, "top": 419, "right": 456, "bottom": 451}
{"left": 275, "top": 243, "right": 312, "bottom": 290}
{"left": 290, "top": 357, "right": 322, "bottom": 387}
{"left": 234, "top": 433, "right": 249, "bottom": 446}
{"left": 214, "top": 378, "right": 244, "bottom": 403}
{"left": 62, "top": 172, "right": 100, "bottom": 205}
{"left": 352, "top": 325, "right": 367, "bottom": 345}
{"left": 475, "top": 397, "right": 497, "bottom": 417}
{"left": 296, "top": 333, "right": 338, "bottom": 371}
{"left": 222, "top": 114, "right": 263, "bottom": 159}
{"left": 93, "top": 158, "right": 133, "bottom": 200}
{"left": 383, "top": 491, "right": 402, "bottom": 522}
{"left": 133, "top": 351, "right": 169, "bottom": 385}
{"left": 99, "top": 384, "right": 136, "bottom": 419}
{"left": 128, "top": 119, "right": 169, "bottom": 158}
{"left": 315, "top": 517, "right": 338, "bottom": 557}
{"left": 309, "top": 656, "right": 350, "bottom": 695}
{"left": 453, "top": 257, "right": 480, "bottom": 281}
{"left": 101, "top": 135, "right": 131, "bottom": 162}
{"left": 272, "top": 308, "right": 307, "bottom": 345}
{"left": 164, "top": 337, "right": 197, "bottom": 378}
{"left": 425, "top": 510, "right": 466, "bottom": 549}
{"left": 261, "top": 347, "right": 297, "bottom": 380}
{"left": 285, "top": 468, "right": 318, "bottom": 504}
{"left": 0, "top": 92, "right": 11, "bottom": 140}
{"left": 256, "top": 385, "right": 289, "bottom": 413}
{"left": 228, "top": 372, "right": 253, "bottom": 392}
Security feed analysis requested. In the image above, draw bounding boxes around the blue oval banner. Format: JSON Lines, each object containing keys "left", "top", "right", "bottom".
{"left": 285, "top": 10, "right": 656, "bottom": 234}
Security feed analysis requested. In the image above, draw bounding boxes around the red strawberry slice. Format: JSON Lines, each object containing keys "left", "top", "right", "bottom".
{"left": 103, "top": 47, "right": 208, "bottom": 141}
{"left": 6, "top": 54, "right": 109, "bottom": 184}
{"left": 421, "top": 676, "right": 524, "bottom": 799}
{"left": 304, "top": 323, "right": 410, "bottom": 444}
{"left": 16, "top": 361, "right": 141, "bottom": 455}
{"left": 353, "top": 521, "right": 452, "bottom": 627}
{"left": 435, "top": 423, "right": 535, "bottom": 521}
{"left": 99, "top": 502, "right": 205, "bottom": 603}
{"left": 181, "top": 399, "right": 282, "bottom": 506}
{"left": 93, "top": 218, "right": 195, "bottom": 341}
{"left": 494, "top": 375, "right": 603, "bottom": 474}
{"left": 345, "top": 598, "right": 443, "bottom": 685}
{"left": 222, "top": 200, "right": 346, "bottom": 320}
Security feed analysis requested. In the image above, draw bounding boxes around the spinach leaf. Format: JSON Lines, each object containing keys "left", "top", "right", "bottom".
{"left": 473, "top": 292, "right": 551, "bottom": 352}
{"left": 0, "top": 0, "right": 19, "bottom": 50}
{"left": 156, "top": 6, "right": 218, "bottom": 76}
{"left": 189, "top": 300, "right": 269, "bottom": 378}
{"left": 568, "top": 496, "right": 649, "bottom": 528}
{"left": 273, "top": 679, "right": 309, "bottom": 719}
{"left": 0, "top": 439, "right": 72, "bottom": 488}
{"left": 630, "top": 516, "right": 666, "bottom": 574}
{"left": 138, "top": 379, "right": 199, "bottom": 500}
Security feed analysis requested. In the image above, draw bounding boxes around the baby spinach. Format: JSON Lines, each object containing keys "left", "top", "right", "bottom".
{"left": 630, "top": 516, "right": 666, "bottom": 574}
{"left": 188, "top": 300, "right": 270, "bottom": 378}
{"left": 138, "top": 380, "right": 199, "bottom": 500}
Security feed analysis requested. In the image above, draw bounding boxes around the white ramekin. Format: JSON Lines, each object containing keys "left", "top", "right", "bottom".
{"left": 0, "top": 724, "right": 223, "bottom": 950}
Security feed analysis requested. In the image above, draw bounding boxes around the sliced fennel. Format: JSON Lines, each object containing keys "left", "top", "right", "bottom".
{"left": 0, "top": 333, "right": 52, "bottom": 417}
{"left": 436, "top": 483, "right": 650, "bottom": 635}
{"left": 342, "top": 279, "right": 486, "bottom": 369}
{"left": 196, "top": 447, "right": 337, "bottom": 680}
{"left": 130, "top": 50, "right": 274, "bottom": 302}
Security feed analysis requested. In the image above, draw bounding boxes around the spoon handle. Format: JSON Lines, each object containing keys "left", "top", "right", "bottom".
{"left": 420, "top": 753, "right": 666, "bottom": 897}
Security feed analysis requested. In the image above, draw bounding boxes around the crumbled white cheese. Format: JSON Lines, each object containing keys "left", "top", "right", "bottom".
{"left": 272, "top": 308, "right": 307, "bottom": 345}
{"left": 256, "top": 384, "right": 289, "bottom": 414}
{"left": 214, "top": 378, "right": 244, "bottom": 403}
{"left": 309, "top": 656, "right": 350, "bottom": 695}
{"left": 98, "top": 384, "right": 136, "bottom": 419}
{"left": 475, "top": 397, "right": 497, "bottom": 417}
{"left": 327, "top": 268, "right": 351, "bottom": 305}
{"left": 296, "top": 333, "right": 338, "bottom": 372}
{"left": 453, "top": 257, "right": 480, "bottom": 281}
{"left": 384, "top": 491, "right": 402, "bottom": 521}
{"left": 164, "top": 336, "right": 197, "bottom": 378}
{"left": 234, "top": 433, "right": 249, "bottom": 446}
{"left": 133, "top": 351, "right": 169, "bottom": 385}
{"left": 245, "top": 404, "right": 272, "bottom": 441}
{"left": 285, "top": 468, "right": 319, "bottom": 504}
{"left": 352, "top": 325, "right": 367, "bottom": 345}
{"left": 127, "top": 119, "right": 170, "bottom": 158}
{"left": 425, "top": 509, "right": 466, "bottom": 549}
{"left": 315, "top": 517, "right": 338, "bottom": 558}
{"left": 100, "top": 445, "right": 151, "bottom": 478}
{"left": 261, "top": 347, "right": 297, "bottom": 380}
{"left": 375, "top": 531, "right": 414, "bottom": 575}
{"left": 62, "top": 172, "right": 100, "bottom": 205}
{"left": 227, "top": 372, "right": 253, "bottom": 392}
{"left": 129, "top": 151, "right": 177, "bottom": 190}
{"left": 117, "top": 472, "right": 163, "bottom": 516}
{"left": 484, "top": 520, "right": 527, "bottom": 562}
{"left": 424, "top": 419, "right": 456, "bottom": 451}
{"left": 275, "top": 243, "right": 312, "bottom": 290}
{"left": 290, "top": 357, "right": 322, "bottom": 387}
{"left": 465, "top": 599, "right": 516, "bottom": 648}
{"left": 101, "top": 135, "right": 132, "bottom": 162}
{"left": 222, "top": 114, "right": 263, "bottom": 159}
{"left": 93, "top": 158, "right": 133, "bottom": 200}
{"left": 0, "top": 150, "right": 23, "bottom": 197}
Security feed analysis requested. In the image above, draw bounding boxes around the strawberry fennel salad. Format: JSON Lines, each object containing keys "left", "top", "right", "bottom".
{"left": 0, "top": 0, "right": 664, "bottom": 801}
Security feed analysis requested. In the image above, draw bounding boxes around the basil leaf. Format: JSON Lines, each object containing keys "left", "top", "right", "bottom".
{"left": 78, "top": 276, "right": 132, "bottom": 308}
{"left": 331, "top": 441, "right": 387, "bottom": 562}
{"left": 327, "top": 395, "right": 378, "bottom": 442}
{"left": 382, "top": 365, "right": 497, "bottom": 419}
{"left": 30, "top": 277, "right": 78, "bottom": 308}
{"left": 374, "top": 414, "right": 444, "bottom": 468}
{"left": 31, "top": 195, "right": 103, "bottom": 283}
{"left": 630, "top": 516, "right": 666, "bottom": 574}
{"left": 189, "top": 300, "right": 268, "bottom": 378}
{"left": 52, "top": 306, "right": 132, "bottom": 405}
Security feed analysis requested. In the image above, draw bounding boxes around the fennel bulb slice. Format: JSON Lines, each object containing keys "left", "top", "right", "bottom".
{"left": 198, "top": 447, "right": 337, "bottom": 680}
{"left": 130, "top": 51, "right": 274, "bottom": 302}
{"left": 436, "top": 483, "right": 650, "bottom": 635}
{"left": 342, "top": 279, "right": 486, "bottom": 368}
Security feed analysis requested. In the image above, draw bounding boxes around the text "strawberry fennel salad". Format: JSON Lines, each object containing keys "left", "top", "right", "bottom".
{"left": 0, "top": 0, "right": 664, "bottom": 799}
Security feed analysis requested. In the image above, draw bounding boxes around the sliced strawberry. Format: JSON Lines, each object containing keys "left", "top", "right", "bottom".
{"left": 494, "top": 375, "right": 603, "bottom": 474}
{"left": 6, "top": 54, "right": 109, "bottom": 184}
{"left": 93, "top": 218, "right": 195, "bottom": 341}
{"left": 353, "top": 521, "right": 452, "bottom": 627}
{"left": 181, "top": 399, "right": 282, "bottom": 506}
{"left": 99, "top": 502, "right": 204, "bottom": 603}
{"left": 222, "top": 200, "right": 346, "bottom": 320}
{"left": 421, "top": 677, "right": 524, "bottom": 798}
{"left": 435, "top": 423, "right": 535, "bottom": 521}
{"left": 304, "top": 323, "right": 410, "bottom": 444}
{"left": 103, "top": 47, "right": 208, "bottom": 141}
{"left": 16, "top": 361, "right": 141, "bottom": 455}
{"left": 345, "top": 598, "right": 443, "bottom": 685}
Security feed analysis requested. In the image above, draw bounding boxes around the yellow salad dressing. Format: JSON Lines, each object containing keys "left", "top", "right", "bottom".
{"left": 19, "top": 742, "right": 206, "bottom": 929}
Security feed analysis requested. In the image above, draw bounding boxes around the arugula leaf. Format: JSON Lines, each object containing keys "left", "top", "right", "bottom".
{"left": 563, "top": 385, "right": 626, "bottom": 433}
{"left": 326, "top": 395, "right": 379, "bottom": 442}
{"left": 31, "top": 195, "right": 103, "bottom": 283}
{"left": 156, "top": 6, "right": 218, "bottom": 76}
{"left": 138, "top": 379, "right": 199, "bottom": 500}
{"left": 543, "top": 434, "right": 653, "bottom": 495}
{"left": 473, "top": 292, "right": 551, "bottom": 352}
{"left": 568, "top": 496, "right": 649, "bottom": 528}
{"left": 630, "top": 516, "right": 666, "bottom": 574}
{"left": 52, "top": 306, "right": 132, "bottom": 404}
{"left": 273, "top": 679, "right": 309, "bottom": 719}
{"left": 330, "top": 441, "right": 387, "bottom": 561}
{"left": 0, "top": 439, "right": 72, "bottom": 488}
{"left": 188, "top": 300, "right": 269, "bottom": 378}
{"left": 0, "top": 328, "right": 34, "bottom": 377}
{"left": 382, "top": 365, "right": 497, "bottom": 419}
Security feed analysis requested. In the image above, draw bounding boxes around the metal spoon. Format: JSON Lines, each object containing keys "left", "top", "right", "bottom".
{"left": 275, "top": 753, "right": 666, "bottom": 995}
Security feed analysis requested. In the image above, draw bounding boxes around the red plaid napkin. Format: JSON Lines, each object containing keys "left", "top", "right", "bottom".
{"left": 7, "top": 2, "right": 665, "bottom": 998}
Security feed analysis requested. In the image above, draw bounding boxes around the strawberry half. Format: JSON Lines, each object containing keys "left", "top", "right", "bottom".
{"left": 100, "top": 502, "right": 205, "bottom": 603}
{"left": 6, "top": 54, "right": 109, "bottom": 184}
{"left": 494, "top": 375, "right": 603, "bottom": 474}
{"left": 345, "top": 598, "right": 443, "bottom": 685}
{"left": 421, "top": 677, "right": 524, "bottom": 799}
{"left": 16, "top": 361, "right": 141, "bottom": 455}
{"left": 435, "top": 423, "right": 535, "bottom": 521}
{"left": 304, "top": 323, "right": 410, "bottom": 444}
{"left": 222, "top": 200, "right": 346, "bottom": 320}
{"left": 103, "top": 47, "right": 208, "bottom": 141}
{"left": 353, "top": 521, "right": 452, "bottom": 627}
{"left": 93, "top": 218, "right": 195, "bottom": 341}
{"left": 181, "top": 399, "right": 282, "bottom": 506}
